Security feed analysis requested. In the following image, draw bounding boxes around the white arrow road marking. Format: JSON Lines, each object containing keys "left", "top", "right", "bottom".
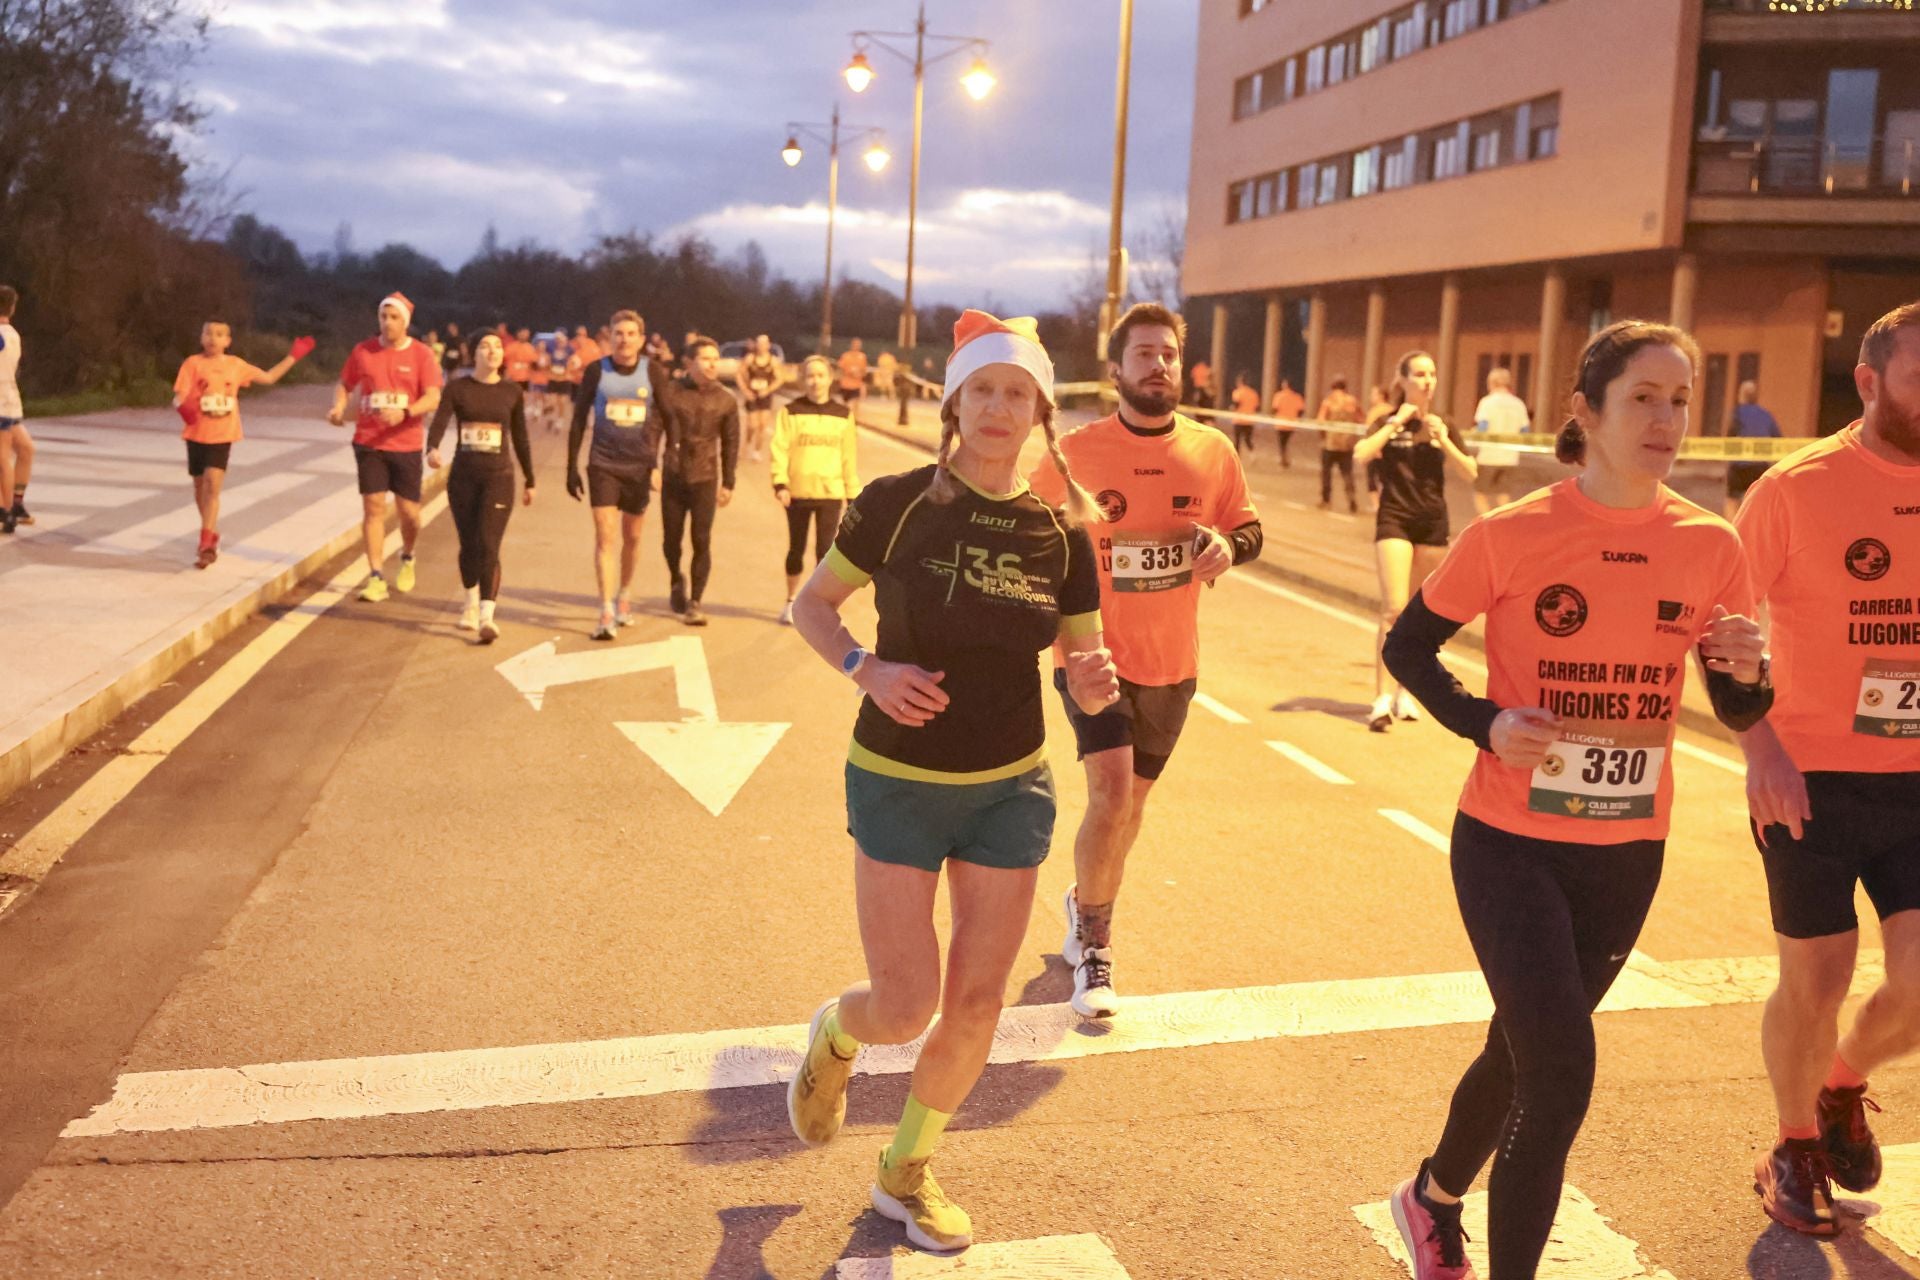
{"left": 496, "top": 636, "right": 788, "bottom": 815}
{"left": 835, "top": 1233, "right": 1131, "bottom": 1279}
{"left": 495, "top": 635, "right": 715, "bottom": 718}
{"left": 1354, "top": 1184, "right": 1681, "bottom": 1280}
{"left": 61, "top": 952, "right": 1886, "bottom": 1137}
{"left": 615, "top": 720, "right": 789, "bottom": 818}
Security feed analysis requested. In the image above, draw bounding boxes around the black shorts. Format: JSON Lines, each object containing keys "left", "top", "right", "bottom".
{"left": 186, "top": 440, "right": 232, "bottom": 476}
{"left": 1757, "top": 770, "right": 1920, "bottom": 939}
{"left": 1053, "top": 669, "right": 1197, "bottom": 781}
{"left": 745, "top": 395, "right": 773, "bottom": 413}
{"left": 513, "top": 380, "right": 530, "bottom": 394}
{"left": 1376, "top": 509, "right": 1449, "bottom": 547}
{"left": 548, "top": 381, "right": 574, "bottom": 397}
{"left": 588, "top": 465, "right": 652, "bottom": 515}
{"left": 353, "top": 445, "right": 424, "bottom": 502}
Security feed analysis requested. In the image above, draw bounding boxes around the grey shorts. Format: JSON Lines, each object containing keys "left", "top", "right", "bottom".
{"left": 1053, "top": 670, "right": 1197, "bottom": 780}
{"left": 846, "top": 761, "right": 1056, "bottom": 874}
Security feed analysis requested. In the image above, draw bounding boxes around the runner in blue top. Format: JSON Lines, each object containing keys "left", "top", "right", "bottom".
{"left": 566, "top": 310, "right": 659, "bottom": 639}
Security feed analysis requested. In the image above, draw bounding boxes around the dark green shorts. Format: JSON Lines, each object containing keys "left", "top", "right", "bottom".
{"left": 845, "top": 761, "right": 1056, "bottom": 873}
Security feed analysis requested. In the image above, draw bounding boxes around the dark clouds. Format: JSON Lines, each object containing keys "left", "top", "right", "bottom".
{"left": 190, "top": 0, "right": 1196, "bottom": 310}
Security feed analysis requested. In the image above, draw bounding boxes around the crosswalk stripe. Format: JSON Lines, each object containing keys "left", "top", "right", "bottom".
{"left": 1353, "top": 1183, "right": 1681, "bottom": 1279}
{"left": 61, "top": 951, "right": 1880, "bottom": 1138}
{"left": 835, "top": 1233, "right": 1131, "bottom": 1279}
{"left": 1267, "top": 739, "right": 1354, "bottom": 785}
{"left": 1192, "top": 691, "right": 1250, "bottom": 724}
{"left": 1378, "top": 808, "right": 1450, "bottom": 853}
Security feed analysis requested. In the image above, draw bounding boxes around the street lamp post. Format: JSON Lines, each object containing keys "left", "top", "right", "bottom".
{"left": 1100, "top": 0, "right": 1135, "bottom": 373}
{"left": 782, "top": 104, "right": 889, "bottom": 351}
{"left": 844, "top": 3, "right": 993, "bottom": 352}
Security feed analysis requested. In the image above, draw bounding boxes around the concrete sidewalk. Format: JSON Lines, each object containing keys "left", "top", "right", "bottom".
{"left": 0, "top": 386, "right": 419, "bottom": 801}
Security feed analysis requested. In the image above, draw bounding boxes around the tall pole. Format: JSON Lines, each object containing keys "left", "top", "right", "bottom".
{"left": 823, "top": 104, "right": 840, "bottom": 350}
{"left": 902, "top": 3, "right": 927, "bottom": 351}
{"left": 1100, "top": 0, "right": 1135, "bottom": 369}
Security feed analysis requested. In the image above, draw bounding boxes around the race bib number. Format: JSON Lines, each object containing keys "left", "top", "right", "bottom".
{"left": 459, "top": 423, "right": 503, "bottom": 453}
{"left": 366, "top": 391, "right": 409, "bottom": 412}
{"left": 1108, "top": 534, "right": 1193, "bottom": 594}
{"left": 750, "top": 379, "right": 770, "bottom": 393}
{"left": 1855, "top": 657, "right": 1920, "bottom": 738}
{"left": 1528, "top": 720, "right": 1671, "bottom": 821}
{"left": 606, "top": 398, "right": 648, "bottom": 427}
{"left": 198, "top": 394, "right": 236, "bottom": 417}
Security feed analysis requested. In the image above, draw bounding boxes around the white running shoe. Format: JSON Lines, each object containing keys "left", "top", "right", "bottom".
{"left": 1071, "top": 946, "right": 1120, "bottom": 1019}
{"left": 1394, "top": 691, "right": 1422, "bottom": 722}
{"left": 458, "top": 603, "right": 480, "bottom": 632}
{"left": 778, "top": 600, "right": 795, "bottom": 626}
{"left": 1369, "top": 694, "right": 1394, "bottom": 733}
{"left": 1062, "top": 884, "right": 1084, "bottom": 967}
{"left": 478, "top": 619, "right": 500, "bottom": 645}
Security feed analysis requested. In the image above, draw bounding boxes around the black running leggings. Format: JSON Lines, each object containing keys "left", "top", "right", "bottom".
{"left": 448, "top": 463, "right": 515, "bottom": 600}
{"left": 1427, "top": 813, "right": 1663, "bottom": 1279}
{"left": 1321, "top": 450, "right": 1355, "bottom": 505}
{"left": 785, "top": 498, "right": 844, "bottom": 576}
{"left": 661, "top": 472, "right": 719, "bottom": 602}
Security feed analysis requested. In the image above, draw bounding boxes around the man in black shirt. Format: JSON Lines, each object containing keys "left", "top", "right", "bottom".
{"left": 653, "top": 335, "right": 740, "bottom": 626}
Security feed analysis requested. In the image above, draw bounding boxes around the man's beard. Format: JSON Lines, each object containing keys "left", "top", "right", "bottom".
{"left": 1869, "top": 393, "right": 1920, "bottom": 460}
{"left": 1116, "top": 370, "right": 1178, "bottom": 417}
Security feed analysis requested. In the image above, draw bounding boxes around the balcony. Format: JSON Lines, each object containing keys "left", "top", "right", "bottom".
{"left": 1694, "top": 134, "right": 1918, "bottom": 197}
{"left": 1704, "top": 1, "right": 1919, "bottom": 45}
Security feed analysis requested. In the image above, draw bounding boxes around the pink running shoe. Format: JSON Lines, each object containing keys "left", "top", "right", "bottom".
{"left": 1389, "top": 1162, "right": 1476, "bottom": 1280}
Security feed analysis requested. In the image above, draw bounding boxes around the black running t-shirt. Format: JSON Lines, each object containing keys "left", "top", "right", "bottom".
{"left": 826, "top": 465, "right": 1102, "bottom": 781}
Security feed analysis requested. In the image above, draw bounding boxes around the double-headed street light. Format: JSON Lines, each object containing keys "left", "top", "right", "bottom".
{"left": 843, "top": 3, "right": 993, "bottom": 350}
{"left": 781, "top": 104, "right": 890, "bottom": 350}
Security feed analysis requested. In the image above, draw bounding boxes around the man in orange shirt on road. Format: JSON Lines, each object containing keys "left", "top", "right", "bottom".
{"left": 172, "top": 321, "right": 312, "bottom": 567}
{"left": 1030, "top": 302, "right": 1263, "bottom": 1018}
{"left": 836, "top": 337, "right": 869, "bottom": 409}
{"left": 505, "top": 327, "right": 538, "bottom": 393}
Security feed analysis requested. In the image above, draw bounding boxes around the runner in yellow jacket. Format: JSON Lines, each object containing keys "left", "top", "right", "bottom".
{"left": 772, "top": 354, "right": 862, "bottom": 623}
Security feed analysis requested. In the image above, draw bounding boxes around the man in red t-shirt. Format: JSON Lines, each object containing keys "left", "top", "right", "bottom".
{"left": 328, "top": 293, "right": 443, "bottom": 601}
{"left": 173, "top": 320, "right": 310, "bottom": 567}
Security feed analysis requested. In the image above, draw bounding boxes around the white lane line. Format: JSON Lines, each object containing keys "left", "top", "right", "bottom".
{"left": 1193, "top": 691, "right": 1250, "bottom": 724}
{"left": 1674, "top": 739, "right": 1743, "bottom": 775}
{"left": 63, "top": 950, "right": 1877, "bottom": 1137}
{"left": 836, "top": 1234, "right": 1132, "bottom": 1279}
{"left": 1853, "top": 1142, "right": 1920, "bottom": 1263}
{"left": 1355, "top": 1184, "right": 1681, "bottom": 1280}
{"left": 1281, "top": 498, "right": 1311, "bottom": 511}
{"left": 0, "top": 494, "right": 449, "bottom": 885}
{"left": 1267, "top": 740, "right": 1354, "bottom": 785}
{"left": 1379, "top": 808, "right": 1450, "bottom": 854}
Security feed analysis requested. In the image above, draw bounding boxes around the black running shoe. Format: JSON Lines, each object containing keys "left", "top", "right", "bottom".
{"left": 669, "top": 576, "right": 687, "bottom": 614}
{"left": 1755, "top": 1139, "right": 1839, "bottom": 1236}
{"left": 1819, "top": 1085, "right": 1884, "bottom": 1193}
{"left": 11, "top": 503, "right": 30, "bottom": 526}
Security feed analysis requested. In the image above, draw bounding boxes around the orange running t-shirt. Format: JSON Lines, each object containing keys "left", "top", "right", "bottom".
{"left": 568, "top": 337, "right": 602, "bottom": 378}
{"left": 838, "top": 349, "right": 869, "bottom": 393}
{"left": 1230, "top": 385, "right": 1259, "bottom": 414}
{"left": 1735, "top": 423, "right": 1920, "bottom": 774}
{"left": 505, "top": 341, "right": 537, "bottom": 384}
{"left": 173, "top": 354, "right": 268, "bottom": 444}
{"left": 1422, "top": 479, "right": 1754, "bottom": 844}
{"left": 339, "top": 336, "right": 442, "bottom": 452}
{"left": 1029, "top": 412, "right": 1259, "bottom": 686}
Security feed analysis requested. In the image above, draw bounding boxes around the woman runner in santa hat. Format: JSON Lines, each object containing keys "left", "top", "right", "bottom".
{"left": 783, "top": 311, "right": 1119, "bottom": 1253}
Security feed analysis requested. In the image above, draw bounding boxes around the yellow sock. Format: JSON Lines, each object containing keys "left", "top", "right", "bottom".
{"left": 824, "top": 1007, "right": 858, "bottom": 1058}
{"left": 884, "top": 1095, "right": 952, "bottom": 1168}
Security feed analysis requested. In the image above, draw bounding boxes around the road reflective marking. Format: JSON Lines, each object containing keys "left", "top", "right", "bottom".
{"left": 1193, "top": 691, "right": 1249, "bottom": 724}
{"left": 836, "top": 1233, "right": 1131, "bottom": 1279}
{"left": 62, "top": 951, "right": 1881, "bottom": 1138}
{"left": 1355, "top": 1183, "right": 1681, "bottom": 1279}
{"left": 1378, "top": 808, "right": 1450, "bottom": 853}
{"left": 0, "top": 496, "right": 449, "bottom": 886}
{"left": 1673, "top": 739, "right": 1743, "bottom": 775}
{"left": 1267, "top": 740, "right": 1354, "bottom": 785}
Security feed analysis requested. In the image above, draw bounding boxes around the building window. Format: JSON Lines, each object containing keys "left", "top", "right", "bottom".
{"left": 1303, "top": 45, "right": 1326, "bottom": 94}
{"left": 1472, "top": 123, "right": 1503, "bottom": 171}
{"left": 1528, "top": 97, "right": 1560, "bottom": 159}
{"left": 1383, "top": 135, "right": 1418, "bottom": 190}
{"left": 1434, "top": 123, "right": 1468, "bottom": 179}
{"left": 1297, "top": 162, "right": 1321, "bottom": 209}
{"left": 1319, "top": 158, "right": 1345, "bottom": 205}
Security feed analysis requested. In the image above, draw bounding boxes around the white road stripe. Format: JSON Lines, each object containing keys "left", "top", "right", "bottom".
{"left": 835, "top": 1234, "right": 1132, "bottom": 1279}
{"left": 62, "top": 951, "right": 1879, "bottom": 1138}
{"left": 1379, "top": 808, "right": 1451, "bottom": 853}
{"left": 1192, "top": 691, "right": 1249, "bottom": 724}
{"left": 1355, "top": 1184, "right": 1682, "bottom": 1279}
{"left": 1674, "top": 739, "right": 1744, "bottom": 775}
{"left": 1281, "top": 498, "right": 1311, "bottom": 511}
{"left": 1267, "top": 739, "right": 1354, "bottom": 785}
{"left": 0, "top": 494, "right": 449, "bottom": 885}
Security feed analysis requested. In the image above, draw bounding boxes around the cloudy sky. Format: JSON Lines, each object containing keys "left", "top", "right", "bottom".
{"left": 186, "top": 0, "right": 1198, "bottom": 311}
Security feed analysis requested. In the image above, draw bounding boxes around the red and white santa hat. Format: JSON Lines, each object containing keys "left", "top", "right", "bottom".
{"left": 941, "top": 309, "right": 1054, "bottom": 410}
{"left": 377, "top": 292, "right": 414, "bottom": 325}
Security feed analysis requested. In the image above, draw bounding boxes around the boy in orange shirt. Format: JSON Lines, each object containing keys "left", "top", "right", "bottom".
{"left": 172, "top": 321, "right": 312, "bottom": 567}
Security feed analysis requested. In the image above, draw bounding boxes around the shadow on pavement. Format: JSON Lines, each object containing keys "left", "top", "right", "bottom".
{"left": 1745, "top": 1215, "right": 1916, "bottom": 1277}
{"left": 705, "top": 1202, "right": 804, "bottom": 1279}
{"left": 1271, "top": 694, "right": 1375, "bottom": 724}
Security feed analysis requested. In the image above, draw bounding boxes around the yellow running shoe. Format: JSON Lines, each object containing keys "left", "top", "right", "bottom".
{"left": 787, "top": 999, "right": 855, "bottom": 1147}
{"left": 395, "top": 556, "right": 417, "bottom": 593}
{"left": 872, "top": 1151, "right": 972, "bottom": 1253}
{"left": 359, "top": 574, "right": 389, "bottom": 603}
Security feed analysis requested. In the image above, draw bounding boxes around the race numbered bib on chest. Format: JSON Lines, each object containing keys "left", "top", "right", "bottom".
{"left": 459, "top": 423, "right": 503, "bottom": 453}
{"left": 198, "top": 394, "right": 236, "bottom": 417}
{"left": 1108, "top": 533, "right": 1193, "bottom": 594}
{"left": 366, "top": 391, "right": 409, "bottom": 412}
{"left": 606, "top": 398, "right": 648, "bottom": 427}
{"left": 1528, "top": 720, "right": 1671, "bottom": 821}
{"left": 1855, "top": 657, "right": 1920, "bottom": 738}
{"left": 750, "top": 378, "right": 770, "bottom": 393}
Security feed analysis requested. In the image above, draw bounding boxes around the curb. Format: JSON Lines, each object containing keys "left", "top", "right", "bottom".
{"left": 852, "top": 407, "right": 1737, "bottom": 747}
{"left": 0, "top": 471, "right": 449, "bottom": 807}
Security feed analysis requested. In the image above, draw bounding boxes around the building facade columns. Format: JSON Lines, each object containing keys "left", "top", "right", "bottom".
{"left": 1360, "top": 283, "right": 1388, "bottom": 402}
{"left": 1669, "top": 252, "right": 1699, "bottom": 333}
{"left": 1304, "top": 290, "right": 1328, "bottom": 410}
{"left": 1260, "top": 294, "right": 1284, "bottom": 408}
{"left": 1535, "top": 263, "right": 1568, "bottom": 418}
{"left": 1210, "top": 301, "right": 1229, "bottom": 407}
{"left": 1437, "top": 273, "right": 1462, "bottom": 420}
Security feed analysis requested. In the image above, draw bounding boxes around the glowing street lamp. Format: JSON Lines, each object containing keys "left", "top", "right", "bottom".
{"left": 780, "top": 104, "right": 888, "bottom": 349}
{"left": 844, "top": 4, "right": 993, "bottom": 349}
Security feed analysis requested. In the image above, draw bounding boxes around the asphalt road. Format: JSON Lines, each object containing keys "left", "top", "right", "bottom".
{"left": 0, "top": 412, "right": 1911, "bottom": 1279}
